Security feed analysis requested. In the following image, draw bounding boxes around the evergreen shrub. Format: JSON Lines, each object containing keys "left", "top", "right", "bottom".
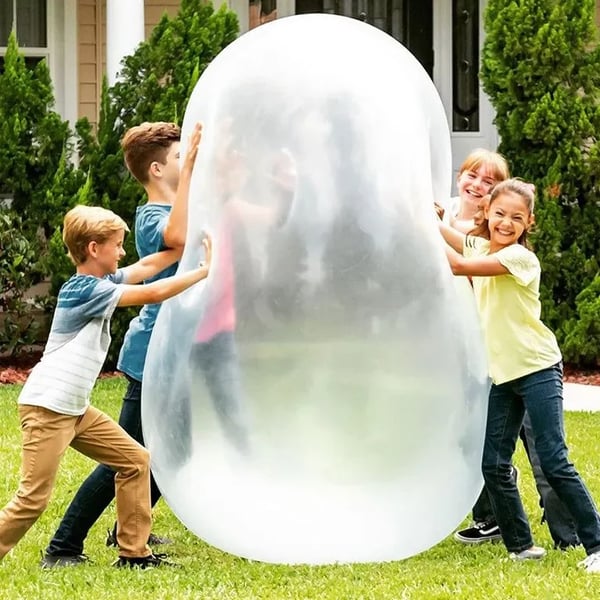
{"left": 481, "top": 0, "right": 600, "bottom": 364}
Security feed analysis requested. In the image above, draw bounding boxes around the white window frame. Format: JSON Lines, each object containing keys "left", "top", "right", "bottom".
{"left": 0, "top": 0, "right": 49, "bottom": 67}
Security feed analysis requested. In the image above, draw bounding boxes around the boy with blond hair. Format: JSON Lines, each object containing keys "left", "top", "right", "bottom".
{"left": 42, "top": 122, "right": 202, "bottom": 567}
{"left": 0, "top": 205, "right": 210, "bottom": 569}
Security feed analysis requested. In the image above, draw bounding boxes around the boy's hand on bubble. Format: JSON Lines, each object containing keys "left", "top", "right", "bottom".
{"left": 183, "top": 122, "right": 203, "bottom": 172}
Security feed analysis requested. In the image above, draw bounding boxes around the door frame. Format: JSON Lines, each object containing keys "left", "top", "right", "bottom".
{"left": 433, "top": 0, "right": 498, "bottom": 183}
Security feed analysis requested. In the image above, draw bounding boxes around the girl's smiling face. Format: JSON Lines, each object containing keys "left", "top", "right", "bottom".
{"left": 457, "top": 164, "right": 498, "bottom": 212}
{"left": 485, "top": 190, "right": 534, "bottom": 250}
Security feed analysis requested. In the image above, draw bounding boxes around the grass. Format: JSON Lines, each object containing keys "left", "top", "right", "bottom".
{"left": 1, "top": 378, "right": 600, "bottom": 599}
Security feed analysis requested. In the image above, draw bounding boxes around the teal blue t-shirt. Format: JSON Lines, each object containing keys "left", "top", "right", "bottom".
{"left": 117, "top": 203, "right": 178, "bottom": 382}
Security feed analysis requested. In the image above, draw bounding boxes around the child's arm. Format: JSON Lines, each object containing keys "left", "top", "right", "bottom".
{"left": 439, "top": 222, "right": 466, "bottom": 253}
{"left": 117, "top": 236, "right": 212, "bottom": 307}
{"left": 120, "top": 248, "right": 183, "bottom": 284}
{"left": 445, "top": 243, "right": 509, "bottom": 277}
{"left": 163, "top": 122, "right": 203, "bottom": 248}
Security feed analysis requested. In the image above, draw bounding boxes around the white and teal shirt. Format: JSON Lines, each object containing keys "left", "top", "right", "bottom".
{"left": 18, "top": 271, "right": 125, "bottom": 415}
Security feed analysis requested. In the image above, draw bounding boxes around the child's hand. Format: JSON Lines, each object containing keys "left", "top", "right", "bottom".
{"left": 183, "top": 122, "right": 203, "bottom": 173}
{"left": 434, "top": 202, "right": 445, "bottom": 220}
{"left": 201, "top": 234, "right": 212, "bottom": 271}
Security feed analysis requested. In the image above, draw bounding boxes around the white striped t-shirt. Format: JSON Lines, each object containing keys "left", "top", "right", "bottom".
{"left": 18, "top": 272, "right": 125, "bottom": 415}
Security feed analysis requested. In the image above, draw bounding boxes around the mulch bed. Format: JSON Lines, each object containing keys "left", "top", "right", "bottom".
{"left": 0, "top": 351, "right": 120, "bottom": 385}
{"left": 1, "top": 351, "right": 599, "bottom": 386}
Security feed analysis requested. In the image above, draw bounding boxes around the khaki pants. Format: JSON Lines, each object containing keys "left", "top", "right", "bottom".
{"left": 0, "top": 404, "right": 152, "bottom": 559}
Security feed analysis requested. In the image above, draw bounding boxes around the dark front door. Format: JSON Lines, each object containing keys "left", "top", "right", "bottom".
{"left": 295, "top": 0, "right": 434, "bottom": 78}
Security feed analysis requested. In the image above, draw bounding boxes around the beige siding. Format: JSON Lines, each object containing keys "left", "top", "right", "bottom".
{"left": 77, "top": 1, "right": 182, "bottom": 126}
{"left": 145, "top": 0, "right": 181, "bottom": 38}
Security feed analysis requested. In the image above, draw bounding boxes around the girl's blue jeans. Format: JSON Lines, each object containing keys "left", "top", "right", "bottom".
{"left": 482, "top": 362, "right": 600, "bottom": 554}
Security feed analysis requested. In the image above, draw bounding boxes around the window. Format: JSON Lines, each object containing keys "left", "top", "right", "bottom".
{"left": 295, "top": 0, "right": 433, "bottom": 78}
{"left": 0, "top": 0, "right": 48, "bottom": 74}
{"left": 452, "top": 0, "right": 479, "bottom": 132}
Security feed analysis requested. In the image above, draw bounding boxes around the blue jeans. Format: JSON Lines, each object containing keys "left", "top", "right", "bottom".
{"left": 472, "top": 414, "right": 579, "bottom": 549}
{"left": 482, "top": 362, "right": 600, "bottom": 554}
{"left": 45, "top": 377, "right": 161, "bottom": 556}
{"left": 520, "top": 412, "right": 580, "bottom": 549}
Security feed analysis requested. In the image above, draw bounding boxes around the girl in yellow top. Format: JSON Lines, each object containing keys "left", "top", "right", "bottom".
{"left": 441, "top": 178, "right": 600, "bottom": 572}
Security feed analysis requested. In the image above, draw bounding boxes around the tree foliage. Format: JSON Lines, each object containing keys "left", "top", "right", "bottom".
{"left": 0, "top": 211, "right": 48, "bottom": 356}
{"left": 0, "top": 32, "right": 83, "bottom": 241}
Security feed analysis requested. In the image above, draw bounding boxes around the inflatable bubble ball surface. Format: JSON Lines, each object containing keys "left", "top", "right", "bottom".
{"left": 142, "top": 13, "right": 489, "bottom": 565}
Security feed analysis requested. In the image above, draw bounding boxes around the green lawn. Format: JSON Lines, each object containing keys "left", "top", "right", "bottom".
{"left": 1, "top": 377, "right": 600, "bottom": 599}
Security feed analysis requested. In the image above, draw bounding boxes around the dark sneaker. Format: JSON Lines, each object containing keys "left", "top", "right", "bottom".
{"left": 106, "top": 527, "right": 117, "bottom": 547}
{"left": 40, "top": 553, "right": 89, "bottom": 569}
{"left": 106, "top": 528, "right": 173, "bottom": 547}
{"left": 454, "top": 520, "right": 502, "bottom": 544}
{"left": 113, "top": 553, "right": 177, "bottom": 569}
{"left": 147, "top": 533, "right": 173, "bottom": 546}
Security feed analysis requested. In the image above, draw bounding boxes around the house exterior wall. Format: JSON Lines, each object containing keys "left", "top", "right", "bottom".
{"left": 77, "top": 0, "right": 182, "bottom": 126}
{"left": 75, "top": 1, "right": 600, "bottom": 128}
{"left": 145, "top": 0, "right": 181, "bottom": 38}
{"left": 78, "top": 0, "right": 103, "bottom": 125}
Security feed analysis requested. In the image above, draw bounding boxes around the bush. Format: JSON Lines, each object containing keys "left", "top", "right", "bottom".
{"left": 481, "top": 0, "right": 600, "bottom": 363}
{"left": 563, "top": 275, "right": 600, "bottom": 367}
{"left": 0, "top": 32, "right": 86, "bottom": 359}
{"left": 0, "top": 212, "right": 49, "bottom": 356}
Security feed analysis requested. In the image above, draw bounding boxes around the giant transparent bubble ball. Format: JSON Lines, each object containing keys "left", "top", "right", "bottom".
{"left": 143, "top": 14, "right": 489, "bottom": 565}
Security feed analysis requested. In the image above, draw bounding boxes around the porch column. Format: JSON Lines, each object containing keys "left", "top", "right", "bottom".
{"left": 106, "top": 0, "right": 145, "bottom": 85}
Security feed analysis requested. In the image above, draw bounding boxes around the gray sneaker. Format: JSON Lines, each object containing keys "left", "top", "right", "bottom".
{"left": 579, "top": 551, "right": 600, "bottom": 573}
{"left": 509, "top": 546, "right": 546, "bottom": 560}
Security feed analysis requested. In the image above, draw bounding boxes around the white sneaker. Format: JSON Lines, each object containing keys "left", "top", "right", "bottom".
{"left": 578, "top": 551, "right": 600, "bottom": 573}
{"left": 509, "top": 546, "right": 546, "bottom": 560}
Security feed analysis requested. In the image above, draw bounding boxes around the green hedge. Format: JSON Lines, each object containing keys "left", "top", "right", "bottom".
{"left": 481, "top": 0, "right": 600, "bottom": 366}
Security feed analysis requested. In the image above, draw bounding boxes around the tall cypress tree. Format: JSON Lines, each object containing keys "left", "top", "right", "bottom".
{"left": 0, "top": 32, "right": 79, "bottom": 239}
